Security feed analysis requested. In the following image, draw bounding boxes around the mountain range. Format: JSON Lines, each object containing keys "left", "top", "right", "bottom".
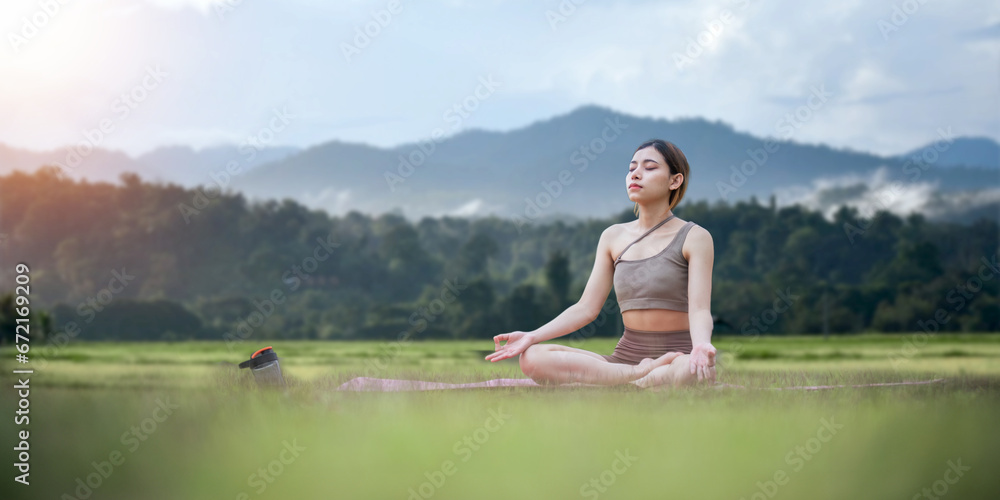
{"left": 2, "top": 105, "right": 998, "bottom": 224}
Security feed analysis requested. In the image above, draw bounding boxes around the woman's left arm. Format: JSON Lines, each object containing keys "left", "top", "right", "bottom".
{"left": 686, "top": 226, "right": 716, "bottom": 381}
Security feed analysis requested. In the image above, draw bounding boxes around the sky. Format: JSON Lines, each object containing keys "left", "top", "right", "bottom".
{"left": 1, "top": 0, "right": 998, "bottom": 157}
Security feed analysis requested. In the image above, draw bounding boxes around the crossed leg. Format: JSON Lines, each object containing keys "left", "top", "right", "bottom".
{"left": 518, "top": 343, "right": 682, "bottom": 386}
{"left": 630, "top": 354, "right": 706, "bottom": 390}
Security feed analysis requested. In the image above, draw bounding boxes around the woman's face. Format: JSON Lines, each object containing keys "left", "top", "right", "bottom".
{"left": 626, "top": 146, "right": 677, "bottom": 203}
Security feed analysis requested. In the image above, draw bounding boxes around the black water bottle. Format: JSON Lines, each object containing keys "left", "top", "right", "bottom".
{"left": 239, "top": 346, "right": 286, "bottom": 387}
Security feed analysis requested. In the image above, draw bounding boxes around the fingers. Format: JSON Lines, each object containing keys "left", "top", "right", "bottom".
{"left": 489, "top": 334, "right": 507, "bottom": 361}
{"left": 688, "top": 354, "right": 714, "bottom": 380}
{"left": 696, "top": 364, "right": 716, "bottom": 383}
{"left": 690, "top": 353, "right": 701, "bottom": 374}
{"left": 485, "top": 347, "right": 510, "bottom": 362}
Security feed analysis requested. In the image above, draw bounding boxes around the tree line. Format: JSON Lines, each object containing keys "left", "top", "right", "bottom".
{"left": 0, "top": 166, "right": 997, "bottom": 344}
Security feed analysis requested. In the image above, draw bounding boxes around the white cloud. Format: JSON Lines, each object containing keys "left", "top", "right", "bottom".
{"left": 301, "top": 187, "right": 353, "bottom": 215}
{"left": 774, "top": 165, "right": 1000, "bottom": 222}
{"left": 1, "top": 0, "right": 997, "bottom": 157}
{"left": 140, "top": 0, "right": 226, "bottom": 15}
{"left": 444, "top": 198, "right": 487, "bottom": 218}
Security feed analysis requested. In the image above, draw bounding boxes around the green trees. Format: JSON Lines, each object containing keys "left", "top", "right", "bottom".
{"left": 0, "top": 168, "right": 996, "bottom": 341}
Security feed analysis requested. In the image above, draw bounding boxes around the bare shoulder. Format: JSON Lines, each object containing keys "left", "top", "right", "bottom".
{"left": 600, "top": 222, "right": 628, "bottom": 244}
{"left": 602, "top": 222, "right": 632, "bottom": 255}
{"left": 606, "top": 221, "right": 631, "bottom": 231}
{"left": 682, "top": 223, "right": 714, "bottom": 261}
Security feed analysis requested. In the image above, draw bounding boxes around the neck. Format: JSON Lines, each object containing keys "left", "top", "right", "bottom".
{"left": 636, "top": 208, "right": 673, "bottom": 231}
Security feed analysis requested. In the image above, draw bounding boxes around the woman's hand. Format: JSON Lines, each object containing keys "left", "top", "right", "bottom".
{"left": 485, "top": 331, "right": 535, "bottom": 362}
{"left": 689, "top": 342, "right": 717, "bottom": 382}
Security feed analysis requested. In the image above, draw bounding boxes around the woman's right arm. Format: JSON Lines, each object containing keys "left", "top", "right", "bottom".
{"left": 527, "top": 226, "right": 618, "bottom": 343}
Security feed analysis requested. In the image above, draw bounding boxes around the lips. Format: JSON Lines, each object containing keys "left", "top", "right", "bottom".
{"left": 628, "top": 184, "right": 641, "bottom": 189}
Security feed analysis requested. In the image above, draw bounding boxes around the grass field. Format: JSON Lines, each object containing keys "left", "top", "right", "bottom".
{"left": 2, "top": 334, "right": 999, "bottom": 499}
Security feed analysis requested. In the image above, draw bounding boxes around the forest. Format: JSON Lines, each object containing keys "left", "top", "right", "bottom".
{"left": 0, "top": 166, "right": 997, "bottom": 344}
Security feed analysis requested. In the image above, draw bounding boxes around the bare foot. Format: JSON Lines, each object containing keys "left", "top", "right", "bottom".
{"left": 630, "top": 374, "right": 657, "bottom": 390}
{"left": 630, "top": 353, "right": 683, "bottom": 389}
{"left": 651, "top": 351, "right": 684, "bottom": 369}
{"left": 633, "top": 358, "right": 657, "bottom": 379}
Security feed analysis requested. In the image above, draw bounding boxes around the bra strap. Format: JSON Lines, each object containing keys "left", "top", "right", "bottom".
{"left": 615, "top": 214, "right": 676, "bottom": 262}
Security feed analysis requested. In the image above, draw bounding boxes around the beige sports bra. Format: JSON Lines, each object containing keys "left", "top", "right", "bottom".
{"left": 612, "top": 214, "right": 696, "bottom": 313}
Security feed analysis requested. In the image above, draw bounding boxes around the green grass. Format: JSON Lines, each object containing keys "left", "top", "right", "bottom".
{"left": 2, "top": 334, "right": 999, "bottom": 499}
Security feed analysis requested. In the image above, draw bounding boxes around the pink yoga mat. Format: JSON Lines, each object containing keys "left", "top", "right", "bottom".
{"left": 335, "top": 376, "right": 947, "bottom": 392}
{"left": 336, "top": 377, "right": 543, "bottom": 392}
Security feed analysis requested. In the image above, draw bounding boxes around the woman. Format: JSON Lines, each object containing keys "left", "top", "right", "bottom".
{"left": 485, "top": 139, "right": 717, "bottom": 389}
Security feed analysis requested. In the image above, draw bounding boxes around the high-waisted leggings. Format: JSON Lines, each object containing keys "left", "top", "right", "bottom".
{"left": 600, "top": 327, "right": 693, "bottom": 365}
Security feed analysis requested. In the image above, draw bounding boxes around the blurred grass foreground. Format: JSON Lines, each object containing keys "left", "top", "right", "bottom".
{"left": 2, "top": 334, "right": 999, "bottom": 499}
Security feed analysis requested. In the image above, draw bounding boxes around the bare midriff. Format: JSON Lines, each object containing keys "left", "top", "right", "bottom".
{"left": 622, "top": 308, "right": 688, "bottom": 331}
{"left": 612, "top": 217, "right": 692, "bottom": 332}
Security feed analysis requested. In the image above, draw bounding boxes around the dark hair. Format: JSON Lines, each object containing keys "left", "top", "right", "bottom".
{"left": 634, "top": 139, "right": 690, "bottom": 210}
